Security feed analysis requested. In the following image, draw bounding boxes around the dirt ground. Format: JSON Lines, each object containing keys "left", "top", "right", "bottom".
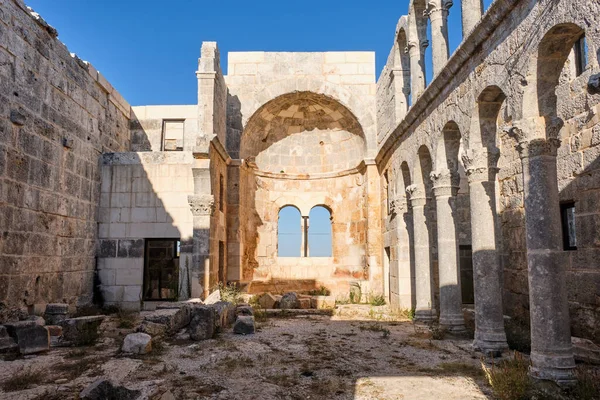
{"left": 0, "top": 305, "right": 496, "bottom": 399}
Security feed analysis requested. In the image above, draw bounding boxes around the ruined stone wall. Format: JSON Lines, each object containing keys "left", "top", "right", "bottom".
{"left": 130, "top": 106, "right": 198, "bottom": 152}
{"left": 377, "top": 0, "right": 600, "bottom": 340}
{"left": 0, "top": 0, "right": 131, "bottom": 314}
{"left": 207, "top": 142, "right": 228, "bottom": 289}
{"left": 98, "top": 152, "right": 195, "bottom": 310}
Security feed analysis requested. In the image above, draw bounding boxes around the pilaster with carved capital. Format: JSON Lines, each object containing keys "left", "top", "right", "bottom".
{"left": 188, "top": 194, "right": 215, "bottom": 216}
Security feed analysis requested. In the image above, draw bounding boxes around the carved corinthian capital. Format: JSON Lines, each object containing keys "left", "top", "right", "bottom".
{"left": 406, "top": 184, "right": 427, "bottom": 207}
{"left": 188, "top": 194, "right": 215, "bottom": 216}
{"left": 507, "top": 120, "right": 562, "bottom": 159}
{"left": 389, "top": 195, "right": 407, "bottom": 215}
{"left": 430, "top": 169, "right": 459, "bottom": 197}
{"left": 462, "top": 149, "right": 498, "bottom": 183}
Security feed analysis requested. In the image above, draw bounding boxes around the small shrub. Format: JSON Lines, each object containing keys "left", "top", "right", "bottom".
{"left": 369, "top": 294, "right": 386, "bottom": 306}
{"left": 217, "top": 282, "right": 242, "bottom": 304}
{"left": 570, "top": 367, "right": 600, "bottom": 400}
{"left": 1, "top": 368, "right": 43, "bottom": 392}
{"left": 349, "top": 282, "right": 362, "bottom": 304}
{"left": 308, "top": 285, "right": 331, "bottom": 296}
{"left": 116, "top": 310, "right": 137, "bottom": 329}
{"left": 481, "top": 352, "right": 531, "bottom": 400}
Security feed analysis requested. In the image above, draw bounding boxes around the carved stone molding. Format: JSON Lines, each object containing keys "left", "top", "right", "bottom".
{"left": 406, "top": 184, "right": 427, "bottom": 206}
{"left": 430, "top": 169, "right": 459, "bottom": 197}
{"left": 506, "top": 118, "right": 563, "bottom": 159}
{"left": 516, "top": 137, "right": 561, "bottom": 159}
{"left": 462, "top": 149, "right": 499, "bottom": 183}
{"left": 188, "top": 194, "right": 215, "bottom": 216}
{"left": 389, "top": 195, "right": 408, "bottom": 215}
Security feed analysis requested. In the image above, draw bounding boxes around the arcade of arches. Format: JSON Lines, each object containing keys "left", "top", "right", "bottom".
{"left": 0, "top": 0, "right": 599, "bottom": 387}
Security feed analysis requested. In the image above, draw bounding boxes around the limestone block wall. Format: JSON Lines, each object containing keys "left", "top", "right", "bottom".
{"left": 225, "top": 51, "right": 377, "bottom": 158}
{"left": 130, "top": 105, "right": 198, "bottom": 152}
{"left": 98, "top": 152, "right": 195, "bottom": 310}
{"left": 237, "top": 168, "right": 369, "bottom": 296}
{"left": 377, "top": 0, "right": 600, "bottom": 340}
{"left": 207, "top": 142, "right": 229, "bottom": 289}
{"left": 0, "top": 0, "right": 131, "bottom": 313}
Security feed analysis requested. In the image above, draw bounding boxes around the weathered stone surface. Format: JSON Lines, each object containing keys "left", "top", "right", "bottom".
{"left": 298, "top": 298, "right": 312, "bottom": 309}
{"left": 279, "top": 293, "right": 300, "bottom": 310}
{"left": 189, "top": 306, "right": 215, "bottom": 341}
{"left": 46, "top": 325, "right": 63, "bottom": 337}
{"left": 122, "top": 333, "right": 152, "bottom": 354}
{"left": 80, "top": 378, "right": 141, "bottom": 400}
{"left": 136, "top": 321, "right": 168, "bottom": 338}
{"left": 142, "top": 306, "right": 191, "bottom": 335}
{"left": 212, "top": 301, "right": 236, "bottom": 332}
{"left": 0, "top": 326, "right": 19, "bottom": 356}
{"left": 310, "top": 296, "right": 336, "bottom": 309}
{"left": 257, "top": 293, "right": 278, "bottom": 309}
{"left": 233, "top": 316, "right": 255, "bottom": 335}
{"left": 44, "top": 303, "right": 69, "bottom": 325}
{"left": 59, "top": 316, "right": 105, "bottom": 346}
{"left": 235, "top": 305, "right": 254, "bottom": 316}
{"left": 4, "top": 321, "right": 49, "bottom": 354}
{"left": 572, "top": 336, "right": 600, "bottom": 365}
{"left": 204, "top": 290, "right": 221, "bottom": 305}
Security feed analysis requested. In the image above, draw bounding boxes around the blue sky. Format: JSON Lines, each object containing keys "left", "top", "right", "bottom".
{"left": 27, "top": 0, "right": 493, "bottom": 106}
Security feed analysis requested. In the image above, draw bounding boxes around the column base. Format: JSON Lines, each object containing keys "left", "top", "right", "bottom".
{"left": 414, "top": 308, "right": 437, "bottom": 323}
{"left": 473, "top": 328, "right": 508, "bottom": 356}
{"left": 529, "top": 350, "right": 576, "bottom": 386}
{"left": 439, "top": 313, "right": 467, "bottom": 333}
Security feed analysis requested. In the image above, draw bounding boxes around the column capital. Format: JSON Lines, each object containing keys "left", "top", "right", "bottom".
{"left": 188, "top": 194, "right": 215, "bottom": 216}
{"left": 389, "top": 195, "right": 408, "bottom": 215}
{"left": 506, "top": 118, "right": 563, "bottom": 159}
{"left": 430, "top": 169, "right": 459, "bottom": 197}
{"left": 406, "top": 184, "right": 428, "bottom": 206}
{"left": 462, "top": 149, "right": 499, "bottom": 183}
{"left": 424, "top": 0, "right": 453, "bottom": 18}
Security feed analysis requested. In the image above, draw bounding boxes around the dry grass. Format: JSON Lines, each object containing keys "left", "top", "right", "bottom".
{"left": 481, "top": 352, "right": 530, "bottom": 400}
{"left": 1, "top": 368, "right": 44, "bottom": 392}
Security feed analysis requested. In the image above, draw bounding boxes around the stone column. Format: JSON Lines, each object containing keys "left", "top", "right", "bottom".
{"left": 391, "top": 68, "right": 411, "bottom": 120}
{"left": 509, "top": 121, "right": 575, "bottom": 384}
{"left": 430, "top": 169, "right": 465, "bottom": 332}
{"left": 391, "top": 196, "right": 414, "bottom": 309}
{"left": 426, "top": 0, "right": 452, "bottom": 76}
{"left": 407, "top": 40, "right": 426, "bottom": 101}
{"left": 189, "top": 168, "right": 215, "bottom": 299}
{"left": 462, "top": 149, "right": 507, "bottom": 354}
{"left": 406, "top": 185, "right": 435, "bottom": 321}
{"left": 461, "top": 0, "right": 483, "bottom": 37}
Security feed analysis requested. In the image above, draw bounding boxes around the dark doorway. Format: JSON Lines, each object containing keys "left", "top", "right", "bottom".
{"left": 143, "top": 239, "right": 180, "bottom": 301}
{"left": 459, "top": 245, "right": 474, "bottom": 304}
{"left": 218, "top": 241, "right": 226, "bottom": 283}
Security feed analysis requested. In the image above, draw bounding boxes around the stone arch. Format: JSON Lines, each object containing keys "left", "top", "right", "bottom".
{"left": 413, "top": 144, "right": 434, "bottom": 188}
{"left": 243, "top": 77, "right": 376, "bottom": 149}
{"left": 436, "top": 121, "right": 462, "bottom": 174}
{"left": 241, "top": 91, "right": 367, "bottom": 175}
{"left": 394, "top": 16, "right": 412, "bottom": 110}
{"left": 277, "top": 205, "right": 302, "bottom": 257}
{"left": 308, "top": 205, "right": 333, "bottom": 257}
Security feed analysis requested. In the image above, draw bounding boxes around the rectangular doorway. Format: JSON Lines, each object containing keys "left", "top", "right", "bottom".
{"left": 143, "top": 239, "right": 180, "bottom": 301}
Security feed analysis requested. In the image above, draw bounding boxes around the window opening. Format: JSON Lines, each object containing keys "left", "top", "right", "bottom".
{"left": 162, "top": 120, "right": 184, "bottom": 151}
{"left": 308, "top": 206, "right": 332, "bottom": 257}
{"left": 219, "top": 174, "right": 224, "bottom": 212}
{"left": 278, "top": 206, "right": 302, "bottom": 257}
{"left": 560, "top": 202, "right": 577, "bottom": 250}
{"left": 573, "top": 35, "right": 587, "bottom": 77}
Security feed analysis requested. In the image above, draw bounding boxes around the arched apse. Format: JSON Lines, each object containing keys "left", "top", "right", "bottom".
{"left": 278, "top": 206, "right": 302, "bottom": 257}
{"left": 308, "top": 206, "right": 332, "bottom": 257}
{"left": 240, "top": 91, "right": 367, "bottom": 175}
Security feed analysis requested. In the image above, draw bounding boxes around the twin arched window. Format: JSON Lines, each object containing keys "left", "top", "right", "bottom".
{"left": 277, "top": 206, "right": 332, "bottom": 257}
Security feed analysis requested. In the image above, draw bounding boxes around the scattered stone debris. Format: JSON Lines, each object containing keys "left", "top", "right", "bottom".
{"left": 572, "top": 336, "right": 600, "bottom": 365}
{"left": 44, "top": 303, "right": 69, "bottom": 325}
{"left": 189, "top": 306, "right": 216, "bottom": 341}
{"left": 80, "top": 378, "right": 141, "bottom": 400}
{"left": 0, "top": 326, "right": 18, "bottom": 358}
{"left": 233, "top": 315, "right": 255, "bottom": 335}
{"left": 122, "top": 333, "right": 152, "bottom": 355}
{"left": 257, "top": 292, "right": 279, "bottom": 309}
{"left": 3, "top": 320, "right": 49, "bottom": 355}
{"left": 204, "top": 289, "right": 221, "bottom": 304}
{"left": 59, "top": 315, "right": 105, "bottom": 346}
{"left": 279, "top": 292, "right": 300, "bottom": 309}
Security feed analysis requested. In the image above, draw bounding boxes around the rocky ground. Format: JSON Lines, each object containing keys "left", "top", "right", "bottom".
{"left": 0, "top": 304, "right": 499, "bottom": 400}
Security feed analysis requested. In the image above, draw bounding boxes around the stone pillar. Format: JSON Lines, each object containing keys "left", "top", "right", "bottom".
{"left": 461, "top": 0, "right": 483, "bottom": 37}
{"left": 462, "top": 149, "right": 507, "bottom": 354}
{"left": 509, "top": 120, "right": 575, "bottom": 384}
{"left": 391, "top": 196, "right": 414, "bottom": 309}
{"left": 425, "top": 0, "right": 452, "bottom": 76}
{"left": 189, "top": 168, "right": 215, "bottom": 299}
{"left": 406, "top": 185, "right": 435, "bottom": 321}
{"left": 391, "top": 68, "right": 411, "bottom": 119}
{"left": 430, "top": 169, "right": 465, "bottom": 332}
{"left": 302, "top": 216, "right": 309, "bottom": 257}
{"left": 366, "top": 162, "right": 384, "bottom": 293}
{"left": 407, "top": 40, "right": 426, "bottom": 101}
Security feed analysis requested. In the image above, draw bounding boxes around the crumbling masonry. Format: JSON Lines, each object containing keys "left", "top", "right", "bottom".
{"left": 0, "top": 0, "right": 599, "bottom": 385}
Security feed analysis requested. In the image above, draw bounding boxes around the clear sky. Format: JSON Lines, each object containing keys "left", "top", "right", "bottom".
{"left": 26, "top": 0, "right": 494, "bottom": 107}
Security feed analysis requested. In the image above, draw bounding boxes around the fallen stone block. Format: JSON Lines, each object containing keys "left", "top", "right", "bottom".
{"left": 27, "top": 315, "right": 46, "bottom": 326}
{"left": 136, "top": 321, "right": 168, "bottom": 338}
{"left": 46, "top": 325, "right": 63, "bottom": 337}
{"left": 59, "top": 316, "right": 105, "bottom": 346}
{"left": 279, "top": 292, "right": 300, "bottom": 309}
{"left": 211, "top": 301, "right": 236, "bottom": 333}
{"left": 257, "top": 293, "right": 278, "bottom": 309}
{"left": 4, "top": 321, "right": 49, "bottom": 354}
{"left": 0, "top": 326, "right": 19, "bottom": 357}
{"left": 236, "top": 305, "right": 254, "bottom": 316}
{"left": 122, "top": 333, "right": 152, "bottom": 355}
{"left": 233, "top": 316, "right": 255, "bottom": 335}
{"left": 80, "top": 378, "right": 141, "bottom": 400}
{"left": 310, "top": 295, "right": 336, "bottom": 309}
{"left": 189, "top": 306, "right": 215, "bottom": 341}
{"left": 298, "top": 298, "right": 312, "bottom": 309}
{"left": 44, "top": 303, "right": 69, "bottom": 325}
{"left": 204, "top": 289, "right": 221, "bottom": 305}
{"left": 142, "top": 306, "right": 191, "bottom": 335}
{"left": 572, "top": 336, "right": 600, "bottom": 365}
